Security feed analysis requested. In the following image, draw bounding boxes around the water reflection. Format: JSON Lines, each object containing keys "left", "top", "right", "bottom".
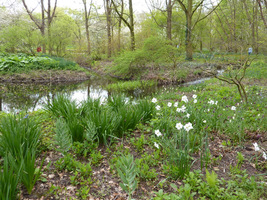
{"left": 0, "top": 76, "right": 158, "bottom": 113}
{"left": 0, "top": 77, "right": 112, "bottom": 113}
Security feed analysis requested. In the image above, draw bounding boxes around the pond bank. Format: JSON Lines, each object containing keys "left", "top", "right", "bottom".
{"left": 0, "top": 70, "right": 90, "bottom": 83}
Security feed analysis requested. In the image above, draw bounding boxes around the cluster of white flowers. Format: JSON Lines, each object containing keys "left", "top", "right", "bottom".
{"left": 176, "top": 105, "right": 186, "bottom": 113}
{"left": 208, "top": 100, "right": 215, "bottom": 105}
{"left": 175, "top": 122, "right": 193, "bottom": 132}
{"left": 181, "top": 95, "right": 188, "bottom": 103}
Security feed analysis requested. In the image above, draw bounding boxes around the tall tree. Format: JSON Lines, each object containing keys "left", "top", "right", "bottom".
{"left": 21, "top": 0, "right": 57, "bottom": 54}
{"left": 82, "top": 0, "right": 93, "bottom": 55}
{"left": 175, "top": 0, "right": 222, "bottom": 60}
{"left": 104, "top": 0, "right": 112, "bottom": 57}
{"left": 112, "top": 0, "right": 135, "bottom": 50}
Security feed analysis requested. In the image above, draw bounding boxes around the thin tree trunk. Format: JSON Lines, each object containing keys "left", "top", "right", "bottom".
{"left": 166, "top": 0, "right": 172, "bottom": 41}
{"left": 129, "top": 0, "right": 135, "bottom": 50}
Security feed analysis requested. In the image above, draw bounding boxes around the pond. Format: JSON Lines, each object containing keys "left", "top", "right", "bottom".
{"left": 0, "top": 76, "right": 159, "bottom": 113}
{"left": 0, "top": 74, "right": 212, "bottom": 113}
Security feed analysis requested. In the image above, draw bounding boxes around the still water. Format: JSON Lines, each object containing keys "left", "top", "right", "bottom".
{"left": 0, "top": 76, "right": 158, "bottom": 113}
{"left": 0, "top": 75, "right": 211, "bottom": 113}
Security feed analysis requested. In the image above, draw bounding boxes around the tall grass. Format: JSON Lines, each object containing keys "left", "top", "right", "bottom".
{"left": 0, "top": 155, "right": 21, "bottom": 200}
{"left": 0, "top": 114, "right": 42, "bottom": 195}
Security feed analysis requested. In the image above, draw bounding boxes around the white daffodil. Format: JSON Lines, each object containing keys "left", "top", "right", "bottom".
{"left": 176, "top": 122, "right": 183, "bottom": 130}
{"left": 156, "top": 105, "right": 161, "bottom": 110}
{"left": 184, "top": 122, "right": 193, "bottom": 132}
{"left": 253, "top": 143, "right": 260, "bottom": 151}
{"left": 231, "top": 106, "right": 236, "bottom": 111}
{"left": 155, "top": 130, "right": 162, "bottom": 137}
{"left": 208, "top": 100, "right": 215, "bottom": 105}
{"left": 181, "top": 95, "right": 188, "bottom": 103}
{"left": 152, "top": 98, "right": 157, "bottom": 103}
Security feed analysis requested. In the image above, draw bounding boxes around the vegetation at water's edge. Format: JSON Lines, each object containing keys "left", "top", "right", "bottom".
{"left": 0, "top": 63, "right": 266, "bottom": 199}
{"left": 0, "top": 53, "right": 85, "bottom": 74}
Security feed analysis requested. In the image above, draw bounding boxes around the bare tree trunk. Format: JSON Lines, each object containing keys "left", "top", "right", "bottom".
{"left": 82, "top": 0, "right": 92, "bottom": 55}
{"left": 129, "top": 0, "right": 135, "bottom": 50}
{"left": 104, "top": 0, "right": 112, "bottom": 57}
{"left": 117, "top": 0, "right": 124, "bottom": 52}
{"left": 166, "top": 0, "right": 172, "bottom": 41}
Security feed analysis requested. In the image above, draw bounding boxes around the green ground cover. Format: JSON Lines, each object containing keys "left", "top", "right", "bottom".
{"left": 0, "top": 54, "right": 266, "bottom": 199}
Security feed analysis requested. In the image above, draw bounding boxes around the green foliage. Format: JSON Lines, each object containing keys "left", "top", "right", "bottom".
{"left": 0, "top": 155, "right": 21, "bottom": 200}
{"left": 0, "top": 114, "right": 42, "bottom": 194}
{"left": 110, "top": 36, "right": 183, "bottom": 79}
{"left": 0, "top": 54, "right": 81, "bottom": 73}
{"left": 106, "top": 80, "right": 156, "bottom": 92}
{"left": 116, "top": 154, "right": 138, "bottom": 200}
{"left": 54, "top": 118, "right": 72, "bottom": 154}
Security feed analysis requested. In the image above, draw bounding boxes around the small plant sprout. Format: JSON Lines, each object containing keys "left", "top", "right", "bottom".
{"left": 231, "top": 106, "right": 236, "bottom": 111}
{"left": 167, "top": 102, "right": 172, "bottom": 107}
{"left": 253, "top": 143, "right": 260, "bottom": 151}
{"left": 156, "top": 105, "right": 161, "bottom": 110}
{"left": 192, "top": 94, "right": 197, "bottom": 99}
{"left": 174, "top": 102, "right": 178, "bottom": 107}
{"left": 176, "top": 122, "right": 183, "bottom": 130}
{"left": 184, "top": 122, "right": 193, "bottom": 132}
{"left": 182, "top": 95, "right": 188, "bottom": 103}
{"left": 152, "top": 98, "right": 157, "bottom": 103}
{"left": 155, "top": 130, "right": 162, "bottom": 137}
{"left": 154, "top": 142, "right": 159, "bottom": 149}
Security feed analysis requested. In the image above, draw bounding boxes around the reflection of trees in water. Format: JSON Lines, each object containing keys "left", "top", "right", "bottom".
{"left": 0, "top": 81, "right": 88, "bottom": 112}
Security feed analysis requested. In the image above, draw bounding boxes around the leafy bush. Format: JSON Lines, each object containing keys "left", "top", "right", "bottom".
{"left": 0, "top": 54, "right": 81, "bottom": 73}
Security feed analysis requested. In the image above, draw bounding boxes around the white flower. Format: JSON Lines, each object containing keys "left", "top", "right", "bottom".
{"left": 263, "top": 152, "right": 267, "bottom": 160}
{"left": 174, "top": 102, "right": 178, "bottom": 107}
{"left": 215, "top": 101, "right": 218, "bottom": 105}
{"left": 253, "top": 143, "right": 260, "bottom": 151}
{"left": 181, "top": 105, "right": 186, "bottom": 113}
{"left": 167, "top": 102, "right": 172, "bottom": 107}
{"left": 154, "top": 142, "right": 159, "bottom": 149}
{"left": 207, "top": 109, "right": 210, "bottom": 112}
{"left": 176, "top": 108, "right": 181, "bottom": 112}
{"left": 186, "top": 113, "right": 190, "bottom": 118}
{"left": 176, "top": 122, "right": 183, "bottom": 130}
{"left": 155, "top": 130, "right": 162, "bottom": 137}
{"left": 181, "top": 95, "right": 188, "bottom": 103}
{"left": 194, "top": 99, "right": 197, "bottom": 103}
{"left": 184, "top": 122, "right": 193, "bottom": 132}
{"left": 192, "top": 94, "right": 197, "bottom": 99}
{"left": 231, "top": 106, "right": 236, "bottom": 111}
{"left": 208, "top": 100, "right": 214, "bottom": 105}
{"left": 156, "top": 105, "right": 161, "bottom": 110}
{"left": 203, "top": 120, "right": 206, "bottom": 123}
{"left": 232, "top": 116, "right": 235, "bottom": 119}
{"left": 152, "top": 98, "right": 157, "bottom": 103}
